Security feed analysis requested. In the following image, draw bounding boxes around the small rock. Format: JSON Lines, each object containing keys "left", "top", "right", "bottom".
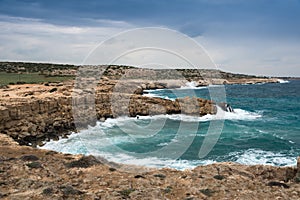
{"left": 26, "top": 161, "right": 42, "bottom": 169}
{"left": 267, "top": 181, "right": 289, "bottom": 188}
{"left": 99, "top": 117, "right": 106, "bottom": 122}
{"left": 213, "top": 175, "right": 225, "bottom": 180}
{"left": 164, "top": 186, "right": 172, "bottom": 193}
{"left": 49, "top": 88, "right": 57, "bottom": 93}
{"left": 295, "top": 176, "right": 300, "bottom": 183}
{"left": 20, "top": 155, "right": 39, "bottom": 161}
{"left": 0, "top": 192, "right": 7, "bottom": 198}
{"left": 153, "top": 174, "right": 166, "bottom": 179}
{"left": 42, "top": 187, "right": 54, "bottom": 196}
{"left": 200, "top": 189, "right": 215, "bottom": 197}
{"left": 60, "top": 185, "right": 84, "bottom": 196}
{"left": 65, "top": 155, "right": 101, "bottom": 168}
{"left": 134, "top": 175, "right": 145, "bottom": 179}
{"left": 134, "top": 87, "right": 143, "bottom": 95}
{"left": 185, "top": 197, "right": 194, "bottom": 200}
{"left": 119, "top": 188, "right": 135, "bottom": 198}
{"left": 109, "top": 167, "right": 117, "bottom": 172}
{"left": 45, "top": 151, "right": 57, "bottom": 155}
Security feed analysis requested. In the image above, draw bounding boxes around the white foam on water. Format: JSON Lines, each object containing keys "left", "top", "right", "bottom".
{"left": 55, "top": 109, "right": 261, "bottom": 151}
{"left": 156, "top": 142, "right": 169, "bottom": 147}
{"left": 217, "top": 108, "right": 262, "bottom": 121}
{"left": 143, "top": 82, "right": 207, "bottom": 100}
{"left": 40, "top": 134, "right": 87, "bottom": 154}
{"left": 109, "top": 107, "right": 261, "bottom": 124}
{"left": 40, "top": 123, "right": 135, "bottom": 154}
{"left": 277, "top": 79, "right": 290, "bottom": 84}
{"left": 91, "top": 151, "right": 216, "bottom": 170}
{"left": 180, "top": 81, "right": 199, "bottom": 89}
{"left": 234, "top": 149, "right": 296, "bottom": 166}
{"left": 143, "top": 92, "right": 174, "bottom": 100}
{"left": 40, "top": 108, "right": 270, "bottom": 171}
{"left": 41, "top": 137, "right": 216, "bottom": 170}
{"left": 256, "top": 82, "right": 267, "bottom": 86}
{"left": 42, "top": 134, "right": 297, "bottom": 168}
{"left": 142, "top": 92, "right": 158, "bottom": 98}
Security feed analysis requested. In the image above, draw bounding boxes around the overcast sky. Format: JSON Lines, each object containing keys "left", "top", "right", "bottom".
{"left": 0, "top": 0, "right": 299, "bottom": 76}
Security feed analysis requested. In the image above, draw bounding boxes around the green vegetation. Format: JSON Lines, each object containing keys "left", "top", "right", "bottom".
{"left": 0, "top": 72, "right": 74, "bottom": 86}
{"left": 0, "top": 61, "right": 78, "bottom": 73}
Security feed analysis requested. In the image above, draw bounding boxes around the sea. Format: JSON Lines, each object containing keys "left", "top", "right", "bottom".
{"left": 41, "top": 80, "right": 300, "bottom": 170}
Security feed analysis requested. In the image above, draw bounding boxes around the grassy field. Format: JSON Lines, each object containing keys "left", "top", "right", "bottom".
{"left": 0, "top": 72, "right": 74, "bottom": 86}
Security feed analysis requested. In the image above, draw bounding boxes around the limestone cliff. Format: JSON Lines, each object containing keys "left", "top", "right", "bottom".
{"left": 0, "top": 80, "right": 216, "bottom": 146}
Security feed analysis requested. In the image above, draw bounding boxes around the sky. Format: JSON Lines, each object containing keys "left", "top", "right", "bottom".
{"left": 0, "top": 0, "right": 299, "bottom": 76}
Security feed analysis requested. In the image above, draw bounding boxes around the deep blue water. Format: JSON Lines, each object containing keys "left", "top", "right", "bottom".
{"left": 42, "top": 80, "right": 300, "bottom": 169}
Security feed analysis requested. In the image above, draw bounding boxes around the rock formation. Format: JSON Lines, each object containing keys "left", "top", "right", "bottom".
{"left": 0, "top": 80, "right": 217, "bottom": 146}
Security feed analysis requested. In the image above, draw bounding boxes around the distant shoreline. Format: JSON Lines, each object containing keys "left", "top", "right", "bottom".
{"left": 0, "top": 61, "right": 298, "bottom": 79}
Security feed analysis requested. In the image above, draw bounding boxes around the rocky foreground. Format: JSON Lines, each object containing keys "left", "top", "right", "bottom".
{"left": 1, "top": 133, "right": 300, "bottom": 200}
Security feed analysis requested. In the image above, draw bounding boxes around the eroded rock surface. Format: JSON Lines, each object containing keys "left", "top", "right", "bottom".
{"left": 0, "top": 80, "right": 216, "bottom": 146}
{"left": 0, "top": 133, "right": 299, "bottom": 199}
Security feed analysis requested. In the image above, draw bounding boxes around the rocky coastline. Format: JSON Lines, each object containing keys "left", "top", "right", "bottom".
{"left": 0, "top": 64, "right": 281, "bottom": 146}
{"left": 1, "top": 63, "right": 298, "bottom": 199}
{"left": 0, "top": 79, "right": 219, "bottom": 146}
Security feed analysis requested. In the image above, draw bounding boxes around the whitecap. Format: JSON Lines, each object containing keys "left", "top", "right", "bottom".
{"left": 180, "top": 81, "right": 199, "bottom": 89}
{"left": 233, "top": 149, "right": 296, "bottom": 166}
{"left": 98, "top": 107, "right": 262, "bottom": 129}
{"left": 89, "top": 151, "right": 216, "bottom": 170}
{"left": 277, "top": 79, "right": 290, "bottom": 84}
{"left": 157, "top": 142, "right": 168, "bottom": 147}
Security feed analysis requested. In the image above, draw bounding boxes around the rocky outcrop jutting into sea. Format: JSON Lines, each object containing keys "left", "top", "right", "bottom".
{"left": 0, "top": 80, "right": 217, "bottom": 146}
{"left": 0, "top": 64, "right": 281, "bottom": 146}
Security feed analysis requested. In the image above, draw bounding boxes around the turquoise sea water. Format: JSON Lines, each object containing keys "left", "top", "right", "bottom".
{"left": 42, "top": 80, "right": 300, "bottom": 169}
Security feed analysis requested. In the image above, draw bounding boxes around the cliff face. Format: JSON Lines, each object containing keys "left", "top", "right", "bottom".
{"left": 0, "top": 81, "right": 216, "bottom": 146}
{"left": 0, "top": 62, "right": 281, "bottom": 147}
